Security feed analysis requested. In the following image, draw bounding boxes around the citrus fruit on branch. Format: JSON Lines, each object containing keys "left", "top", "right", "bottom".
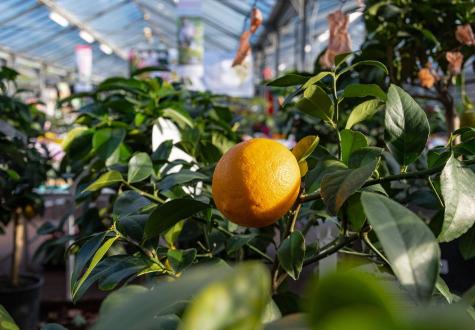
{"left": 212, "top": 138, "right": 301, "bottom": 227}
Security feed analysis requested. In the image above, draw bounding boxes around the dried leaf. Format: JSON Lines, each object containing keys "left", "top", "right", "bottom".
{"left": 446, "top": 51, "right": 464, "bottom": 75}
{"left": 418, "top": 67, "right": 437, "bottom": 89}
{"left": 250, "top": 7, "right": 263, "bottom": 34}
{"left": 455, "top": 24, "right": 475, "bottom": 46}
{"left": 232, "top": 31, "right": 251, "bottom": 67}
{"left": 319, "top": 10, "right": 352, "bottom": 68}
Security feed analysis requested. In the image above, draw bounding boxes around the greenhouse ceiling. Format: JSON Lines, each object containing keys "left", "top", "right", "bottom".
{"left": 0, "top": 0, "right": 276, "bottom": 78}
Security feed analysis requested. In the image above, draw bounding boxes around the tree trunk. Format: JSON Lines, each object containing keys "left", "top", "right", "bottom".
{"left": 11, "top": 210, "right": 24, "bottom": 287}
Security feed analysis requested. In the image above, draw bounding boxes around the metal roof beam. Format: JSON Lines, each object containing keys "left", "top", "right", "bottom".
{"left": 38, "top": 0, "right": 128, "bottom": 59}
{"left": 218, "top": 0, "right": 249, "bottom": 16}
{"left": 0, "top": 3, "right": 41, "bottom": 27}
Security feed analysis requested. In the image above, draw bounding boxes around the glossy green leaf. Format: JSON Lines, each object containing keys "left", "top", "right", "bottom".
{"left": 144, "top": 199, "right": 208, "bottom": 240}
{"left": 262, "top": 300, "right": 282, "bottom": 325}
{"left": 345, "top": 99, "right": 382, "bottom": 129}
{"left": 180, "top": 263, "right": 270, "bottom": 330}
{"left": 73, "top": 235, "right": 119, "bottom": 300}
{"left": 339, "top": 60, "right": 388, "bottom": 77}
{"left": 162, "top": 107, "right": 193, "bottom": 128}
{"left": 61, "top": 126, "right": 90, "bottom": 151}
{"left": 128, "top": 152, "right": 153, "bottom": 183}
{"left": 292, "top": 135, "right": 319, "bottom": 162}
{"left": 302, "top": 71, "right": 333, "bottom": 89}
{"left": 164, "top": 220, "right": 185, "bottom": 247}
{"left": 435, "top": 276, "right": 454, "bottom": 304}
{"left": 113, "top": 190, "right": 151, "bottom": 217}
{"left": 227, "top": 234, "right": 257, "bottom": 254}
{"left": 439, "top": 155, "right": 475, "bottom": 242}
{"left": 459, "top": 225, "right": 475, "bottom": 260}
{"left": 84, "top": 171, "right": 123, "bottom": 192}
{"left": 306, "top": 270, "right": 396, "bottom": 329}
{"left": 267, "top": 73, "right": 310, "bottom": 87}
{"left": 342, "top": 193, "right": 366, "bottom": 231}
{"left": 384, "top": 84, "right": 429, "bottom": 166}
{"left": 167, "top": 248, "right": 197, "bottom": 273}
{"left": 321, "top": 159, "right": 378, "bottom": 215}
{"left": 93, "top": 127, "right": 126, "bottom": 160}
{"left": 0, "top": 305, "right": 19, "bottom": 330}
{"left": 361, "top": 192, "right": 440, "bottom": 301}
{"left": 277, "top": 231, "right": 305, "bottom": 280}
{"left": 343, "top": 84, "right": 386, "bottom": 100}
{"left": 348, "top": 147, "right": 383, "bottom": 169}
{"left": 264, "top": 314, "right": 308, "bottom": 330}
{"left": 340, "top": 129, "right": 368, "bottom": 165}
{"left": 71, "top": 232, "right": 107, "bottom": 289}
{"left": 158, "top": 170, "right": 208, "bottom": 191}
{"left": 335, "top": 52, "right": 353, "bottom": 67}
{"left": 99, "top": 285, "right": 148, "bottom": 317}
{"left": 152, "top": 140, "right": 173, "bottom": 162}
{"left": 297, "top": 85, "right": 333, "bottom": 123}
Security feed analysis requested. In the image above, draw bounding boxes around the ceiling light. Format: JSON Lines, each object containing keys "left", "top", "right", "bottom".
{"left": 143, "top": 26, "right": 153, "bottom": 39}
{"left": 49, "top": 12, "right": 69, "bottom": 27}
{"left": 79, "top": 30, "right": 95, "bottom": 43}
{"left": 100, "top": 44, "right": 112, "bottom": 55}
{"left": 317, "top": 31, "right": 329, "bottom": 43}
{"left": 304, "top": 44, "right": 312, "bottom": 53}
{"left": 278, "top": 63, "right": 287, "bottom": 71}
{"left": 349, "top": 11, "right": 363, "bottom": 23}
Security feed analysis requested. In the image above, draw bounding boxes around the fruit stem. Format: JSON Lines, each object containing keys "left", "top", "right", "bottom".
{"left": 122, "top": 180, "right": 165, "bottom": 203}
{"left": 362, "top": 232, "right": 390, "bottom": 267}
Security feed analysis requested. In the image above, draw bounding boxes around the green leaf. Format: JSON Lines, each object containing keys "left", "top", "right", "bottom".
{"left": 267, "top": 73, "right": 310, "bottom": 87}
{"left": 321, "top": 159, "right": 378, "bottom": 215}
{"left": 306, "top": 270, "right": 396, "bottom": 329}
{"left": 340, "top": 129, "right": 368, "bottom": 165}
{"left": 93, "top": 128, "right": 126, "bottom": 160}
{"left": 151, "top": 140, "right": 173, "bottom": 162}
{"left": 158, "top": 170, "right": 209, "bottom": 191}
{"left": 99, "top": 285, "right": 148, "bottom": 317}
{"left": 73, "top": 235, "right": 119, "bottom": 300}
{"left": 144, "top": 199, "right": 208, "bottom": 240}
{"left": 339, "top": 60, "right": 388, "bottom": 77}
{"left": 167, "top": 248, "right": 197, "bottom": 273}
{"left": 459, "top": 225, "right": 475, "bottom": 260}
{"left": 227, "top": 234, "right": 257, "bottom": 254}
{"left": 0, "top": 305, "right": 19, "bottom": 330}
{"left": 84, "top": 171, "right": 123, "bottom": 192}
{"left": 164, "top": 221, "right": 185, "bottom": 247}
{"left": 127, "top": 152, "right": 153, "bottom": 183}
{"left": 384, "top": 84, "right": 429, "bottom": 166}
{"left": 435, "top": 276, "right": 454, "bottom": 304}
{"left": 277, "top": 231, "right": 305, "bottom": 280}
{"left": 61, "top": 127, "right": 90, "bottom": 151}
{"left": 343, "top": 84, "right": 386, "bottom": 100}
{"left": 439, "top": 155, "right": 475, "bottom": 242}
{"left": 264, "top": 314, "right": 308, "bottom": 330}
{"left": 361, "top": 192, "right": 440, "bottom": 301}
{"left": 180, "top": 263, "right": 270, "bottom": 330}
{"left": 113, "top": 190, "right": 151, "bottom": 217}
{"left": 297, "top": 85, "right": 333, "bottom": 123}
{"left": 342, "top": 193, "right": 366, "bottom": 231}
{"left": 162, "top": 107, "right": 193, "bottom": 128}
{"left": 94, "top": 263, "right": 266, "bottom": 329}
{"left": 335, "top": 52, "right": 353, "bottom": 67}
{"left": 302, "top": 71, "right": 333, "bottom": 89}
{"left": 291, "top": 135, "right": 319, "bottom": 162}
{"left": 345, "top": 99, "right": 382, "bottom": 129}
{"left": 348, "top": 147, "right": 383, "bottom": 169}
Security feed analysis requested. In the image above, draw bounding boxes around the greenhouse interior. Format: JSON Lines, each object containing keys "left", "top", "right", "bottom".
{"left": 0, "top": 0, "right": 475, "bottom": 329}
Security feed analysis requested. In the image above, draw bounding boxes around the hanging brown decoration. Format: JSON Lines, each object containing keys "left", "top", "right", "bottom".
{"left": 455, "top": 24, "right": 475, "bottom": 46}
{"left": 319, "top": 10, "right": 352, "bottom": 68}
{"left": 418, "top": 67, "right": 437, "bottom": 89}
{"left": 250, "top": 7, "right": 263, "bottom": 33}
{"left": 232, "top": 30, "right": 252, "bottom": 67}
{"left": 446, "top": 51, "right": 464, "bottom": 75}
{"left": 232, "top": 6, "right": 263, "bottom": 67}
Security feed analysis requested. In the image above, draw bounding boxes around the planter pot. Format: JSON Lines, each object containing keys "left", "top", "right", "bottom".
{"left": 0, "top": 273, "right": 43, "bottom": 330}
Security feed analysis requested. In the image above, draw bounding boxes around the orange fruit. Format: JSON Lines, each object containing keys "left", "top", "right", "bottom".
{"left": 212, "top": 138, "right": 301, "bottom": 227}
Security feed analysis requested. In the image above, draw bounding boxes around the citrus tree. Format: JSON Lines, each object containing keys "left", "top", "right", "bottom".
{"left": 49, "top": 53, "right": 475, "bottom": 330}
{"left": 0, "top": 67, "right": 49, "bottom": 286}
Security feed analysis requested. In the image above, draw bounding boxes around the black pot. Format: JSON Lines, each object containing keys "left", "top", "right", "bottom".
{"left": 0, "top": 273, "right": 43, "bottom": 330}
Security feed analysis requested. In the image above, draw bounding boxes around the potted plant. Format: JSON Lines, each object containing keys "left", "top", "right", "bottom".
{"left": 0, "top": 67, "right": 49, "bottom": 330}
